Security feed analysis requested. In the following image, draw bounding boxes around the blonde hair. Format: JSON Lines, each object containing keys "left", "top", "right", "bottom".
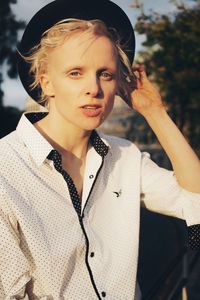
{"left": 22, "top": 18, "right": 133, "bottom": 106}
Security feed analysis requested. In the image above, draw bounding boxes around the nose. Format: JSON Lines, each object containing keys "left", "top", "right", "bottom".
{"left": 85, "top": 75, "right": 102, "bottom": 98}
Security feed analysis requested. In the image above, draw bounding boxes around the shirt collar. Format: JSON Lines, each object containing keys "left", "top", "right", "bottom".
{"left": 16, "top": 112, "right": 53, "bottom": 167}
{"left": 16, "top": 112, "right": 109, "bottom": 167}
{"left": 90, "top": 130, "right": 109, "bottom": 157}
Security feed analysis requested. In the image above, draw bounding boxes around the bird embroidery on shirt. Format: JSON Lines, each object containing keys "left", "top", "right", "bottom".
{"left": 113, "top": 189, "right": 122, "bottom": 197}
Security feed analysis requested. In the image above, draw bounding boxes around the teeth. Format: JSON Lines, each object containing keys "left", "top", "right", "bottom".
{"left": 83, "top": 106, "right": 96, "bottom": 109}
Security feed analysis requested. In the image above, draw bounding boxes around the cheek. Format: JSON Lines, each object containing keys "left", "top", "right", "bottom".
{"left": 115, "top": 78, "right": 120, "bottom": 95}
{"left": 105, "top": 85, "right": 117, "bottom": 108}
{"left": 52, "top": 83, "right": 76, "bottom": 107}
{"left": 104, "top": 96, "right": 115, "bottom": 114}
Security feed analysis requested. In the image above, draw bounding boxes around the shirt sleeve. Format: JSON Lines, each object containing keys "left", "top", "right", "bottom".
{"left": 188, "top": 224, "right": 200, "bottom": 250}
{"left": 140, "top": 152, "right": 200, "bottom": 250}
{"left": 140, "top": 152, "right": 200, "bottom": 225}
{"left": 0, "top": 204, "right": 31, "bottom": 299}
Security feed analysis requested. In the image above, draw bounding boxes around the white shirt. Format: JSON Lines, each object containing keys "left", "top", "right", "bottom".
{"left": 0, "top": 112, "right": 200, "bottom": 300}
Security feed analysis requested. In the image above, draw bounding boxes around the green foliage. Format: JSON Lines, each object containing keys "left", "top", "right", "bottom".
{"left": 0, "top": 0, "right": 25, "bottom": 104}
{"left": 129, "top": 1, "right": 200, "bottom": 153}
{"left": 0, "top": 0, "right": 25, "bottom": 137}
{"left": 0, "top": 106, "right": 22, "bottom": 138}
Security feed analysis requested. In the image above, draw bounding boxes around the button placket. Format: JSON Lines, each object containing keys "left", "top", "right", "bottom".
{"left": 101, "top": 291, "right": 106, "bottom": 297}
{"left": 47, "top": 149, "right": 81, "bottom": 216}
{"left": 90, "top": 252, "right": 95, "bottom": 257}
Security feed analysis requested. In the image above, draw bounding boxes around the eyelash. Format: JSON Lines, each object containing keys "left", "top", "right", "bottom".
{"left": 69, "top": 71, "right": 81, "bottom": 78}
{"left": 68, "top": 70, "right": 115, "bottom": 80}
{"left": 100, "top": 72, "right": 114, "bottom": 80}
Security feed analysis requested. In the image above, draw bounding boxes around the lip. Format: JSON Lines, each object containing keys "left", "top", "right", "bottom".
{"left": 80, "top": 103, "right": 102, "bottom": 109}
{"left": 79, "top": 103, "right": 103, "bottom": 117}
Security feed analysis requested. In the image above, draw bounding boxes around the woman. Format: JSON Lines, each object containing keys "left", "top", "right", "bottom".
{"left": 0, "top": 0, "right": 200, "bottom": 299}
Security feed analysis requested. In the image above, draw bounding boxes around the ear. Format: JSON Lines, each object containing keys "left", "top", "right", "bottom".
{"left": 39, "top": 74, "right": 55, "bottom": 98}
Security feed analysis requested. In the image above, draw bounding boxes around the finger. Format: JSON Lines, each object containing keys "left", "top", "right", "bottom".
{"left": 136, "top": 69, "right": 150, "bottom": 87}
{"left": 132, "top": 64, "right": 145, "bottom": 72}
{"left": 132, "top": 65, "right": 148, "bottom": 83}
{"left": 140, "top": 69, "right": 149, "bottom": 82}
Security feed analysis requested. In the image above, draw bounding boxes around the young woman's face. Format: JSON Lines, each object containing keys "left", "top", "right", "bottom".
{"left": 41, "top": 32, "right": 118, "bottom": 131}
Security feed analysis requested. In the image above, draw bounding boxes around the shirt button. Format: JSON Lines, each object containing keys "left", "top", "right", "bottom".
{"left": 102, "top": 291, "right": 106, "bottom": 297}
{"left": 89, "top": 175, "right": 94, "bottom": 179}
{"left": 90, "top": 252, "right": 95, "bottom": 257}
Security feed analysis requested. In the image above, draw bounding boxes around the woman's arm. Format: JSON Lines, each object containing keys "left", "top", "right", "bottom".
{"left": 0, "top": 206, "right": 31, "bottom": 299}
{"left": 127, "top": 65, "right": 200, "bottom": 193}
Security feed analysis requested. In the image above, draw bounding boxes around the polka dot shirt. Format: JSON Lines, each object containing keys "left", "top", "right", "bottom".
{"left": 0, "top": 112, "right": 200, "bottom": 299}
{"left": 47, "top": 128, "right": 108, "bottom": 220}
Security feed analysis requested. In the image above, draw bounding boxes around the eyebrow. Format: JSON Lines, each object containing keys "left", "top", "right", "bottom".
{"left": 62, "top": 65, "right": 85, "bottom": 73}
{"left": 63, "top": 65, "right": 117, "bottom": 74}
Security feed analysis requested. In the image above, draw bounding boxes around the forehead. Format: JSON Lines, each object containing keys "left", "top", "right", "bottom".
{"left": 47, "top": 31, "right": 118, "bottom": 69}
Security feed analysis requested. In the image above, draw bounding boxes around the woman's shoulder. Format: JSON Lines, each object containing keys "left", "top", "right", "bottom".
{"left": 0, "top": 130, "right": 19, "bottom": 149}
{"left": 0, "top": 130, "right": 24, "bottom": 165}
{"left": 98, "top": 132, "right": 141, "bottom": 155}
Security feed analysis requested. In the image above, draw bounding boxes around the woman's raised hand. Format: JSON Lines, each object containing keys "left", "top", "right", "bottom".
{"left": 124, "top": 65, "right": 165, "bottom": 117}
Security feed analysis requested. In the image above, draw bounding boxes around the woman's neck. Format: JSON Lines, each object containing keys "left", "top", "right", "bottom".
{"left": 34, "top": 114, "right": 91, "bottom": 160}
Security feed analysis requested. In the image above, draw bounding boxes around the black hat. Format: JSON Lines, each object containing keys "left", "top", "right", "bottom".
{"left": 17, "top": 0, "right": 135, "bottom": 102}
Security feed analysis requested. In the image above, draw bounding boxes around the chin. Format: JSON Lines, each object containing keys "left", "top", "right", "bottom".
{"left": 80, "top": 118, "right": 104, "bottom": 131}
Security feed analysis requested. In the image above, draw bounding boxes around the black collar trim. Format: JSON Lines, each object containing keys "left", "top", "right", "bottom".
{"left": 26, "top": 112, "right": 109, "bottom": 158}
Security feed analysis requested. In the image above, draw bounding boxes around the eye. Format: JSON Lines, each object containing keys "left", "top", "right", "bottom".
{"left": 68, "top": 70, "right": 82, "bottom": 78}
{"left": 100, "top": 71, "right": 115, "bottom": 81}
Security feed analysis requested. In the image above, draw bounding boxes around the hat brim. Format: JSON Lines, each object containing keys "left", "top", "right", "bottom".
{"left": 17, "top": 0, "right": 135, "bottom": 102}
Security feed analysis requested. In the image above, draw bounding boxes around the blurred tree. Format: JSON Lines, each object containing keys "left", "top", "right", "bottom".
{"left": 0, "top": 0, "right": 25, "bottom": 137}
{"left": 127, "top": 0, "right": 200, "bottom": 154}
{"left": 0, "top": 106, "right": 22, "bottom": 137}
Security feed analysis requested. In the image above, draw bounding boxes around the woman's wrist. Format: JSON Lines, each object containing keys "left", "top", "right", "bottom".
{"left": 141, "top": 103, "right": 167, "bottom": 122}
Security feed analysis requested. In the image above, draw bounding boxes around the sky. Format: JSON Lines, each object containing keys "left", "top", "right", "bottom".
{"left": 2, "top": 0, "right": 193, "bottom": 109}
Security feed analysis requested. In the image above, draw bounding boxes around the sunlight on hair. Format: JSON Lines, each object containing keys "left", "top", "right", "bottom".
{"left": 20, "top": 18, "right": 133, "bottom": 106}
